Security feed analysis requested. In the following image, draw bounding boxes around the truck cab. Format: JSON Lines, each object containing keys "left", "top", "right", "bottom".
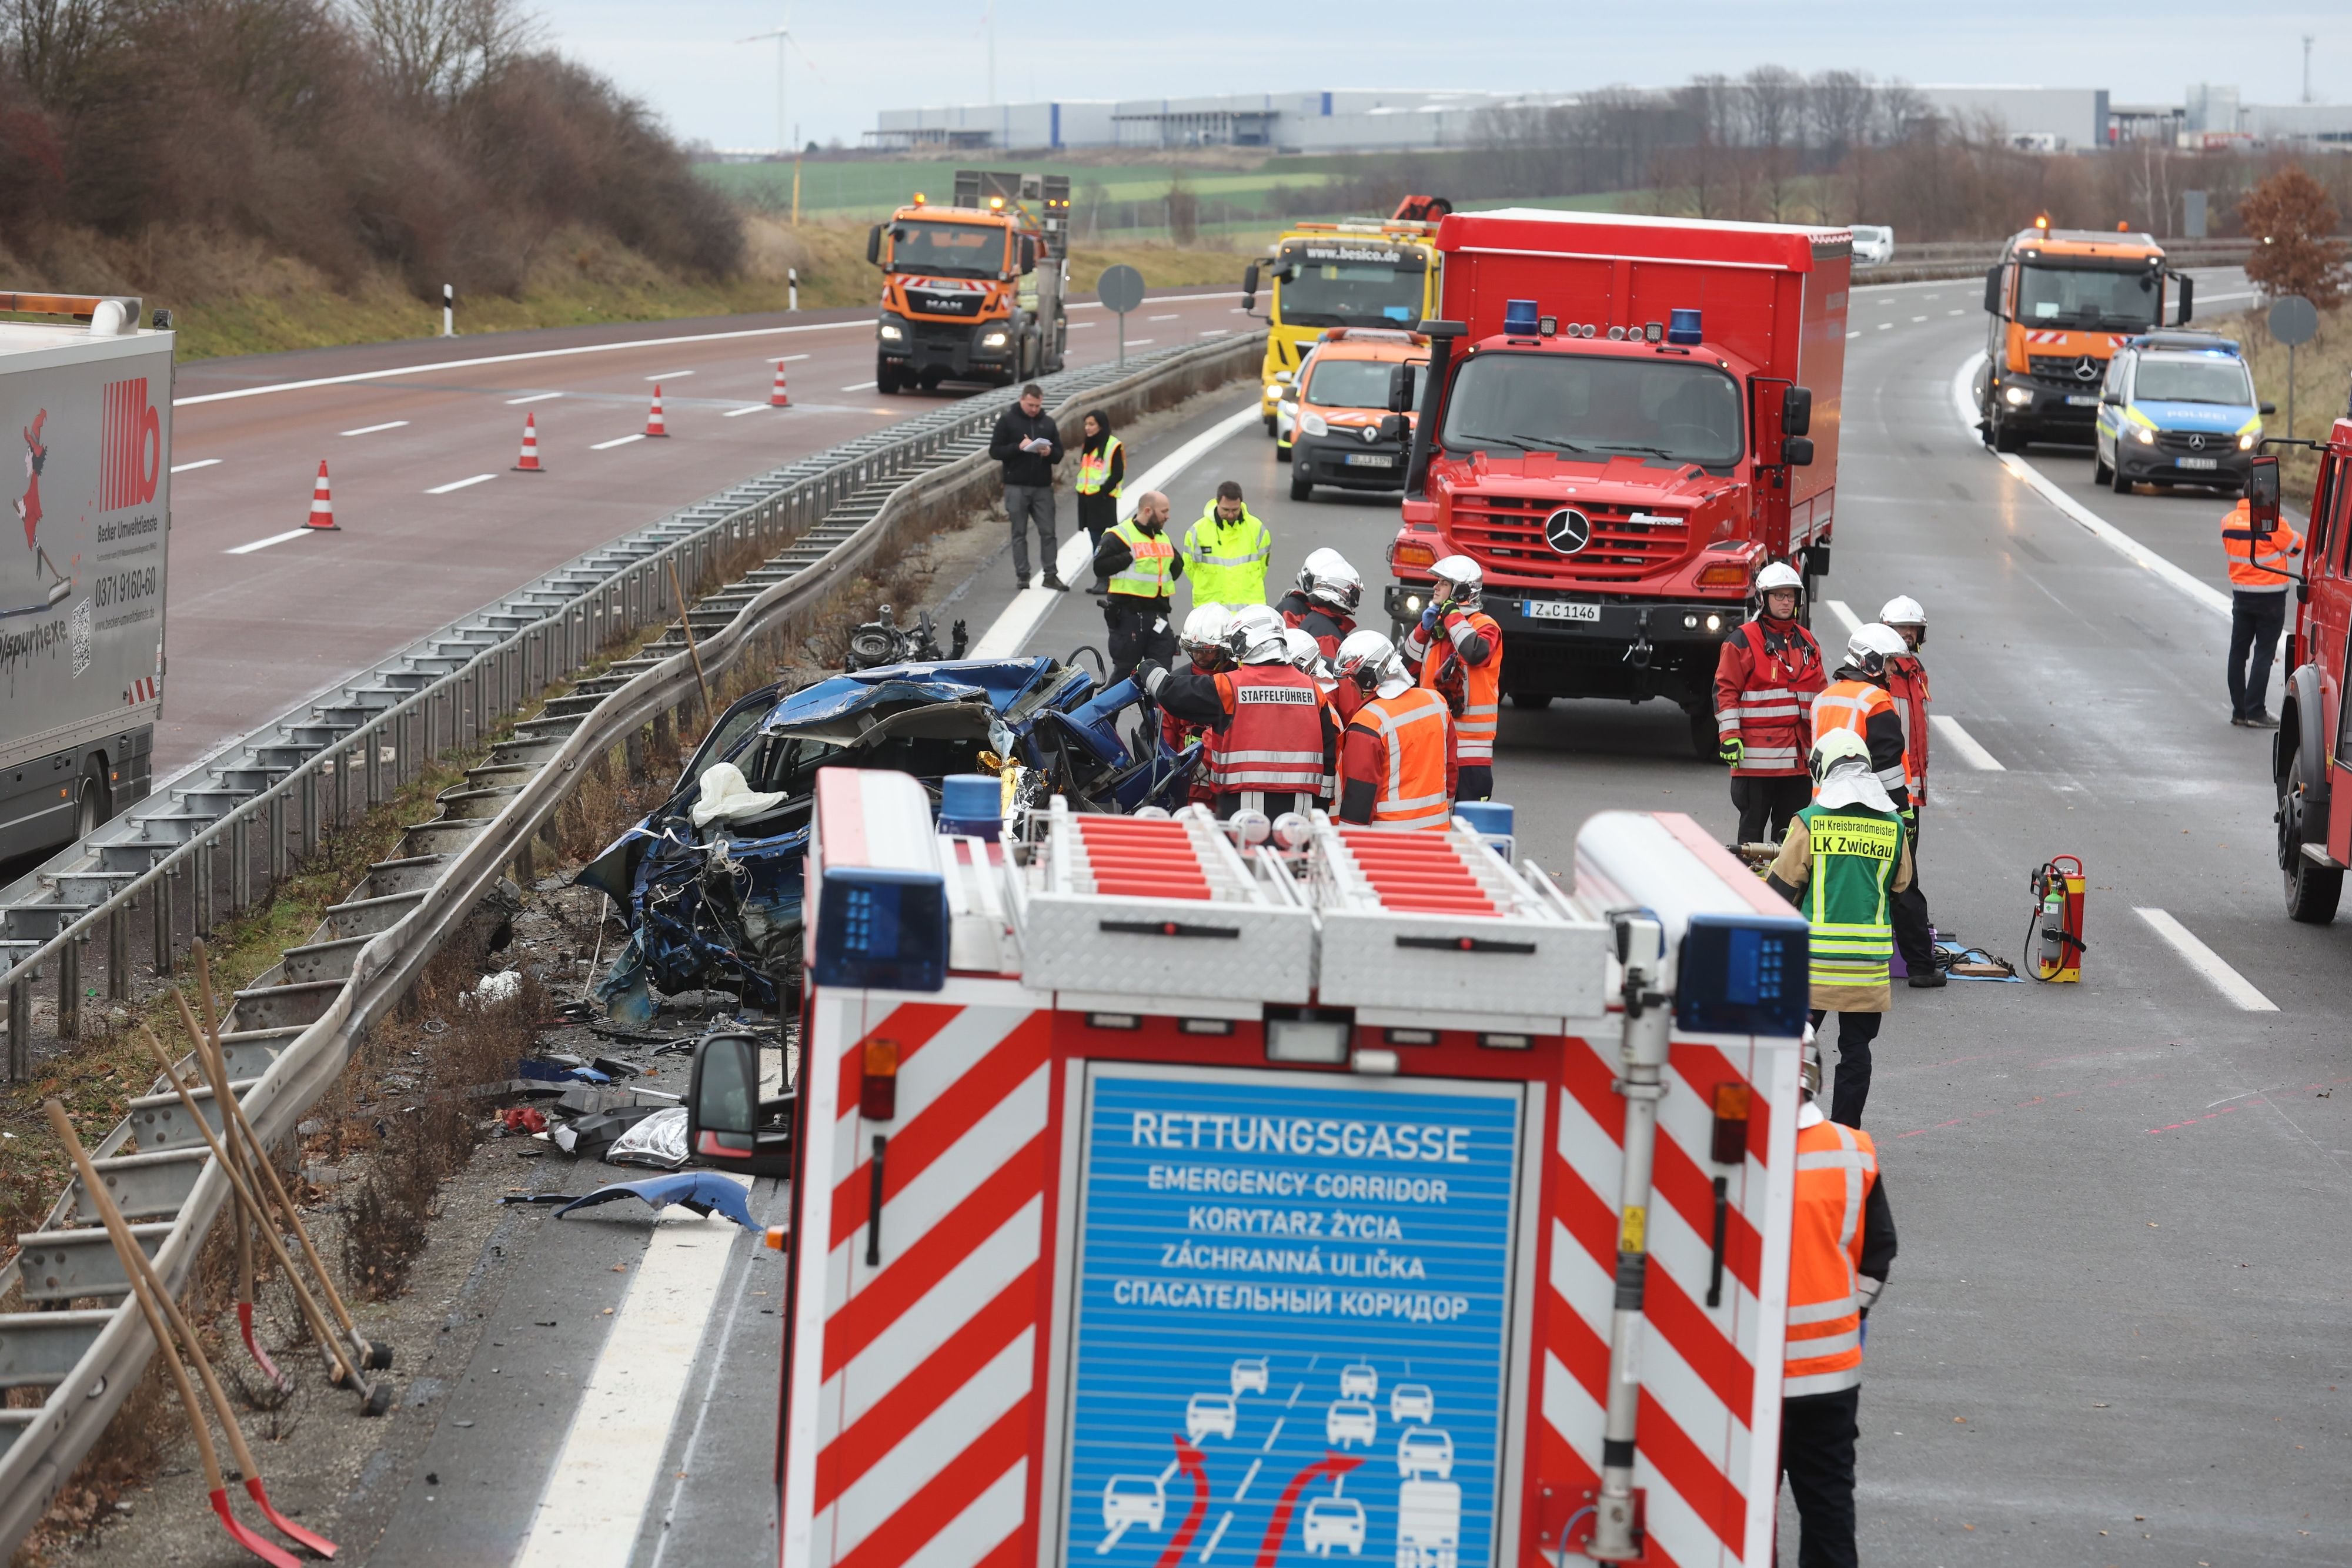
{"left": 1246, "top": 204, "right": 1446, "bottom": 433}
{"left": 1980, "top": 224, "right": 2193, "bottom": 451}
{"left": 2093, "top": 330, "right": 2269, "bottom": 495}
{"left": 2269, "top": 429, "right": 2352, "bottom": 922}
{"left": 869, "top": 170, "right": 1068, "bottom": 394}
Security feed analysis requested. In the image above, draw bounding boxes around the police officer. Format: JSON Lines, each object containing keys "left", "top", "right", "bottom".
{"left": 1144, "top": 605, "right": 1334, "bottom": 818}
{"left": 1878, "top": 596, "right": 1942, "bottom": 989}
{"left": 1331, "top": 630, "right": 1456, "bottom": 831}
{"left": 1765, "top": 730, "right": 1914, "bottom": 1127}
{"left": 1715, "top": 560, "right": 1826, "bottom": 845}
{"left": 1779, "top": 1025, "right": 1897, "bottom": 1568}
{"left": 1073, "top": 409, "right": 1124, "bottom": 589}
{"left": 1091, "top": 489, "right": 1181, "bottom": 684}
{"left": 1182, "top": 482, "right": 1274, "bottom": 607}
{"left": 1402, "top": 556, "right": 1501, "bottom": 803}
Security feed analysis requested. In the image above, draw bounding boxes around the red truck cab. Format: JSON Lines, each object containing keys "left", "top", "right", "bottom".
{"left": 1384, "top": 209, "right": 1848, "bottom": 755}
{"left": 2269, "top": 427, "right": 2352, "bottom": 921}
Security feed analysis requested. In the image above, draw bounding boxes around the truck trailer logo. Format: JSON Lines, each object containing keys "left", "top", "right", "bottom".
{"left": 101, "top": 377, "right": 162, "bottom": 510}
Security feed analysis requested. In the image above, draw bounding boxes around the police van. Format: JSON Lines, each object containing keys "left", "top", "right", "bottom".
{"left": 2093, "top": 330, "right": 2270, "bottom": 496}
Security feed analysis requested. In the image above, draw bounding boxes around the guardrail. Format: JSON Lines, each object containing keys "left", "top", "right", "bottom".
{"left": 0, "top": 330, "right": 1264, "bottom": 1554}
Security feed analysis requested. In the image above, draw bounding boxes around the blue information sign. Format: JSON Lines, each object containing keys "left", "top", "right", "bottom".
{"left": 1061, "top": 1066, "right": 1525, "bottom": 1568}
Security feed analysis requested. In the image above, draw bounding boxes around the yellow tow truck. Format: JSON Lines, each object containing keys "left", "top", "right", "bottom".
{"left": 1243, "top": 196, "right": 1450, "bottom": 436}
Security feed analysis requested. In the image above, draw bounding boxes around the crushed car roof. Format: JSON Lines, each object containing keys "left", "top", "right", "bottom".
{"left": 760, "top": 657, "right": 1060, "bottom": 727}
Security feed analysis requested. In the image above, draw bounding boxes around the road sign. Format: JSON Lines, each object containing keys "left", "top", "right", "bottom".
{"left": 1097, "top": 265, "right": 1147, "bottom": 366}
{"left": 2270, "top": 296, "right": 2320, "bottom": 439}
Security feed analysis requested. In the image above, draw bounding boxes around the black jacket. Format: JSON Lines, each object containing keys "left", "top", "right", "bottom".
{"left": 989, "top": 406, "right": 1063, "bottom": 487}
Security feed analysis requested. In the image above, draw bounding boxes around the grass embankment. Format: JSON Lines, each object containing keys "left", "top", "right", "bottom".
{"left": 2241, "top": 309, "right": 2352, "bottom": 511}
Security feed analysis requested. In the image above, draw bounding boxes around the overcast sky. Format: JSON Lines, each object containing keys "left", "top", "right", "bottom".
{"left": 537, "top": 2, "right": 2342, "bottom": 151}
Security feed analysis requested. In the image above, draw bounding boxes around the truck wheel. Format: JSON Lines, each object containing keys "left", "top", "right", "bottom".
{"left": 1265, "top": 414, "right": 1278, "bottom": 437}
{"left": 2092, "top": 449, "right": 2113, "bottom": 485}
{"left": 1990, "top": 417, "right": 2023, "bottom": 454}
{"left": 1291, "top": 470, "right": 1313, "bottom": 503}
{"left": 1510, "top": 693, "right": 1552, "bottom": 710}
{"left": 875, "top": 360, "right": 901, "bottom": 394}
{"left": 74, "top": 761, "right": 110, "bottom": 840}
{"left": 1277, "top": 439, "right": 1292, "bottom": 464}
{"left": 2280, "top": 749, "right": 2342, "bottom": 924}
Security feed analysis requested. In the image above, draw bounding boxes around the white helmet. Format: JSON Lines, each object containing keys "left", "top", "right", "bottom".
{"left": 1879, "top": 595, "right": 1926, "bottom": 647}
{"left": 1332, "top": 628, "right": 1409, "bottom": 697}
{"left": 1224, "top": 603, "right": 1290, "bottom": 665}
{"left": 1754, "top": 560, "right": 1804, "bottom": 596}
{"left": 1431, "top": 554, "right": 1483, "bottom": 611}
{"left": 1282, "top": 626, "right": 1326, "bottom": 676}
{"left": 1843, "top": 622, "right": 1907, "bottom": 677}
{"left": 1181, "top": 602, "right": 1233, "bottom": 658}
{"left": 1299, "top": 547, "right": 1363, "bottom": 614}
{"left": 1809, "top": 727, "right": 1872, "bottom": 784}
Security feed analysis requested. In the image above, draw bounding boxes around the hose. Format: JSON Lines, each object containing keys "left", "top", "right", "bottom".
{"left": 1067, "top": 644, "right": 1108, "bottom": 678}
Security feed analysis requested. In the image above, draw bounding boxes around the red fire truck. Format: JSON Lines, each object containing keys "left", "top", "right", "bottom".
{"left": 1379, "top": 209, "right": 1850, "bottom": 757}
{"left": 699, "top": 768, "right": 1818, "bottom": 1567}
{"left": 2262, "top": 432, "right": 2352, "bottom": 922}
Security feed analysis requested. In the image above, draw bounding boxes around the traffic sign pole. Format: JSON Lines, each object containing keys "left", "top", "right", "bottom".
{"left": 1095, "top": 265, "right": 1147, "bottom": 371}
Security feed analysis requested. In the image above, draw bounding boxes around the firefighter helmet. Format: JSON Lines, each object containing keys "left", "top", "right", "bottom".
{"left": 1879, "top": 594, "right": 1926, "bottom": 648}
{"left": 1282, "top": 626, "right": 1325, "bottom": 675}
{"left": 1754, "top": 560, "right": 1805, "bottom": 596}
{"left": 1224, "top": 604, "right": 1291, "bottom": 665}
{"left": 1808, "top": 726, "right": 1873, "bottom": 784}
{"left": 1431, "top": 554, "right": 1483, "bottom": 611}
{"left": 1843, "top": 622, "right": 1907, "bottom": 677}
{"left": 1332, "top": 628, "right": 1408, "bottom": 696}
{"left": 1180, "top": 603, "right": 1233, "bottom": 660}
{"left": 1299, "top": 547, "right": 1364, "bottom": 614}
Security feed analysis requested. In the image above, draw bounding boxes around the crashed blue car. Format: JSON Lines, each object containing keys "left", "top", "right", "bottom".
{"left": 578, "top": 656, "right": 1195, "bottom": 1017}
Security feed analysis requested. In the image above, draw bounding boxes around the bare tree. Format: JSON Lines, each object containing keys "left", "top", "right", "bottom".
{"left": 1741, "top": 66, "right": 1806, "bottom": 221}
{"left": 4, "top": 0, "right": 121, "bottom": 109}
{"left": 345, "top": 0, "right": 538, "bottom": 103}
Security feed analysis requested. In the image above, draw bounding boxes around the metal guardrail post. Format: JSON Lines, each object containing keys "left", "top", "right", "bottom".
{"left": 6, "top": 975, "right": 26, "bottom": 1079}
{"left": 152, "top": 868, "right": 173, "bottom": 978}
{"left": 366, "top": 721, "right": 380, "bottom": 809}
{"left": 106, "top": 904, "right": 127, "bottom": 1001}
{"left": 422, "top": 691, "right": 437, "bottom": 770}
{"left": 232, "top": 814, "right": 249, "bottom": 913}
{"left": 270, "top": 791, "right": 286, "bottom": 884}
{"left": 56, "top": 936, "right": 77, "bottom": 1041}
{"left": 195, "top": 839, "right": 212, "bottom": 938}
{"left": 301, "top": 768, "right": 318, "bottom": 862}
{"left": 334, "top": 741, "right": 348, "bottom": 833}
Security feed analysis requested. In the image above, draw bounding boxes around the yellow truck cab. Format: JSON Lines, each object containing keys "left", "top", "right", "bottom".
{"left": 1979, "top": 222, "right": 2194, "bottom": 451}
{"left": 1244, "top": 198, "right": 1448, "bottom": 435}
{"left": 868, "top": 169, "right": 1070, "bottom": 394}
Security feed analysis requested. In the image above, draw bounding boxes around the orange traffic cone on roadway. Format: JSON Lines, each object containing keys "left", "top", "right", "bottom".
{"left": 644, "top": 385, "right": 670, "bottom": 437}
{"left": 769, "top": 362, "right": 791, "bottom": 407}
{"left": 514, "top": 412, "right": 544, "bottom": 471}
{"left": 305, "top": 460, "right": 339, "bottom": 531}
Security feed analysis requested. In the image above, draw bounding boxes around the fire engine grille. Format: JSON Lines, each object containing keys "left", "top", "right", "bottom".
{"left": 1449, "top": 494, "right": 1688, "bottom": 581}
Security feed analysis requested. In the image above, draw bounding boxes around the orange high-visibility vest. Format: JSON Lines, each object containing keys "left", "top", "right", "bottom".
{"left": 1202, "top": 662, "right": 1326, "bottom": 795}
{"left": 1345, "top": 687, "right": 1452, "bottom": 831}
{"left": 1418, "top": 610, "right": 1502, "bottom": 764}
{"left": 1812, "top": 678, "right": 1895, "bottom": 745}
{"left": 1784, "top": 1114, "right": 1879, "bottom": 1398}
{"left": 1885, "top": 654, "right": 1930, "bottom": 801}
{"left": 2220, "top": 500, "right": 2301, "bottom": 592}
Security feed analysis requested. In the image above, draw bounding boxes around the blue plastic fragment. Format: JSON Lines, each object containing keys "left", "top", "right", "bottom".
{"left": 552, "top": 1172, "right": 758, "bottom": 1232}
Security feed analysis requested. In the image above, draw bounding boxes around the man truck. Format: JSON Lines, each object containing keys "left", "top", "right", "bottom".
{"left": 1, "top": 292, "right": 170, "bottom": 861}
{"left": 1244, "top": 197, "right": 1451, "bottom": 436}
{"left": 1378, "top": 208, "right": 1849, "bottom": 757}
{"left": 1977, "top": 222, "right": 2195, "bottom": 452}
{"left": 868, "top": 169, "right": 1070, "bottom": 394}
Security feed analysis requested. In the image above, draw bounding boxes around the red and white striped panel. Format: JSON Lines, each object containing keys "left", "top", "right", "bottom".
{"left": 785, "top": 991, "right": 1053, "bottom": 1568}
{"left": 1529, "top": 1034, "right": 1799, "bottom": 1568}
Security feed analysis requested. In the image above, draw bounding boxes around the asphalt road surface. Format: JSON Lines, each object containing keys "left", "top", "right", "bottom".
{"left": 154, "top": 286, "right": 1247, "bottom": 775}
{"left": 363, "top": 265, "right": 2352, "bottom": 1567}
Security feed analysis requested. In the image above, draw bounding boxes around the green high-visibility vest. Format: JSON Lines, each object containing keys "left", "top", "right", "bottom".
{"left": 1796, "top": 802, "right": 1906, "bottom": 992}
{"left": 1183, "top": 507, "right": 1272, "bottom": 606}
{"left": 1105, "top": 517, "right": 1175, "bottom": 599}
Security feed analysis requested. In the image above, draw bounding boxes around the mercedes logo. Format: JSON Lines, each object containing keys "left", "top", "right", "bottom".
{"left": 2073, "top": 356, "right": 2100, "bottom": 382}
{"left": 1361, "top": 424, "right": 1381, "bottom": 444}
{"left": 2188, "top": 433, "right": 2206, "bottom": 450}
{"left": 1544, "top": 507, "right": 1593, "bottom": 554}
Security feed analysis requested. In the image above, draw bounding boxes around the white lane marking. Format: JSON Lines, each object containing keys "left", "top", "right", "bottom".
{"left": 1823, "top": 599, "right": 1865, "bottom": 636}
{"left": 1067, "top": 289, "right": 1237, "bottom": 310}
{"left": 1199, "top": 1513, "right": 1233, "bottom": 1561}
{"left": 170, "top": 458, "right": 221, "bottom": 473}
{"left": 1876, "top": 322, "right": 1893, "bottom": 330}
{"left": 341, "top": 420, "right": 408, "bottom": 436}
{"left": 512, "top": 1184, "right": 753, "bottom": 1568}
{"left": 176, "top": 320, "right": 874, "bottom": 407}
{"left": 1200, "top": 328, "right": 1230, "bottom": 336}
{"left": 969, "top": 401, "right": 1265, "bottom": 660}
{"left": 1148, "top": 313, "right": 1181, "bottom": 322}
{"left": 590, "top": 433, "right": 645, "bottom": 450}
{"left": 425, "top": 473, "right": 495, "bottom": 494}
{"left": 507, "top": 391, "right": 564, "bottom": 404}
{"left": 773, "top": 353, "right": 812, "bottom": 363}
{"left": 1912, "top": 315, "right": 1928, "bottom": 323}
{"left": 722, "top": 404, "right": 773, "bottom": 417}
{"left": 2134, "top": 908, "right": 2279, "bottom": 1011}
{"left": 1930, "top": 714, "right": 2006, "bottom": 771}
{"left": 1068, "top": 321, "right": 1097, "bottom": 329}
{"left": 225, "top": 528, "right": 314, "bottom": 555}
{"left": 841, "top": 380, "right": 878, "bottom": 392}
{"left": 645, "top": 370, "right": 693, "bottom": 380}
{"left": 1846, "top": 331, "right": 1860, "bottom": 339}
{"left": 1126, "top": 338, "right": 1157, "bottom": 346}
{"left": 1947, "top": 309, "right": 1963, "bottom": 316}
{"left": 1949, "top": 350, "right": 2230, "bottom": 618}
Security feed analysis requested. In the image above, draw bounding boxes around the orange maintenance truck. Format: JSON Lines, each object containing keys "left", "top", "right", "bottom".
{"left": 869, "top": 169, "right": 1071, "bottom": 394}
{"left": 1977, "top": 222, "right": 2195, "bottom": 450}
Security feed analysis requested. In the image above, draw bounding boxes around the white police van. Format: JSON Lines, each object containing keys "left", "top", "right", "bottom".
{"left": 2093, "top": 330, "right": 2270, "bottom": 496}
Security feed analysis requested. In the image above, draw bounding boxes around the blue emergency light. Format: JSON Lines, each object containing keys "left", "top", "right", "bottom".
{"left": 810, "top": 768, "right": 951, "bottom": 991}
{"left": 1502, "top": 299, "right": 1541, "bottom": 336}
{"left": 1666, "top": 308, "right": 1704, "bottom": 346}
{"left": 938, "top": 774, "right": 1003, "bottom": 840}
{"left": 1675, "top": 912, "right": 1809, "bottom": 1037}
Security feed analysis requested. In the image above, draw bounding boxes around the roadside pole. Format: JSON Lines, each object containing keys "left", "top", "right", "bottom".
{"left": 2270, "top": 295, "right": 2317, "bottom": 440}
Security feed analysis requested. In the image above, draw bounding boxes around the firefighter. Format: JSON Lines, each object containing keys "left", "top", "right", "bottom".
{"left": 2220, "top": 496, "right": 2303, "bottom": 728}
{"left": 1285, "top": 627, "right": 1339, "bottom": 803}
{"left": 1878, "top": 596, "right": 1942, "bottom": 989}
{"left": 1765, "top": 730, "right": 1913, "bottom": 1127}
{"left": 1181, "top": 481, "right": 1274, "bottom": 607}
{"left": 1090, "top": 490, "right": 1181, "bottom": 685}
{"left": 1159, "top": 602, "right": 1234, "bottom": 802}
{"left": 1780, "top": 1024, "right": 1898, "bottom": 1568}
{"left": 1812, "top": 625, "right": 1912, "bottom": 813}
{"left": 1331, "top": 629, "right": 1456, "bottom": 831}
{"left": 1144, "top": 604, "right": 1332, "bottom": 818}
{"left": 1277, "top": 547, "right": 1362, "bottom": 657}
{"left": 1402, "top": 556, "right": 1501, "bottom": 803}
{"left": 1714, "top": 560, "right": 1826, "bottom": 846}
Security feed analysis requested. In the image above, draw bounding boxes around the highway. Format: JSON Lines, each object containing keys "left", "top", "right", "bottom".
{"left": 153, "top": 286, "right": 1246, "bottom": 775}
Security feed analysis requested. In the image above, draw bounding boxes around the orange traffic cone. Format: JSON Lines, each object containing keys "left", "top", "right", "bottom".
{"left": 769, "top": 362, "right": 791, "bottom": 407}
{"left": 305, "top": 460, "right": 339, "bottom": 531}
{"left": 514, "top": 412, "right": 544, "bottom": 472}
{"left": 644, "top": 385, "right": 669, "bottom": 437}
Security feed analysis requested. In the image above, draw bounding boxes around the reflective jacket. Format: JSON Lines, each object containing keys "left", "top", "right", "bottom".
{"left": 1884, "top": 652, "right": 1930, "bottom": 804}
{"left": 1103, "top": 517, "right": 1175, "bottom": 600}
{"left": 1182, "top": 507, "right": 1273, "bottom": 607}
{"left": 1713, "top": 617, "right": 1826, "bottom": 777}
{"left": 1275, "top": 590, "right": 1355, "bottom": 659}
{"left": 1785, "top": 1109, "right": 1893, "bottom": 1399}
{"left": 2220, "top": 499, "right": 2302, "bottom": 593}
{"left": 1792, "top": 800, "right": 1906, "bottom": 1004}
{"left": 1201, "top": 663, "right": 1328, "bottom": 796}
{"left": 1075, "top": 434, "right": 1124, "bottom": 497}
{"left": 1812, "top": 674, "right": 1912, "bottom": 810}
{"left": 1339, "top": 687, "right": 1455, "bottom": 831}
{"left": 1405, "top": 609, "right": 1502, "bottom": 765}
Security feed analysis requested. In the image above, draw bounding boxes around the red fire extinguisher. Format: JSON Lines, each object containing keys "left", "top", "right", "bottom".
{"left": 2026, "top": 855, "right": 2087, "bottom": 982}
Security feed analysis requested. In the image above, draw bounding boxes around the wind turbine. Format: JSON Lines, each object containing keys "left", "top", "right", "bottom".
{"left": 741, "top": 10, "right": 824, "bottom": 224}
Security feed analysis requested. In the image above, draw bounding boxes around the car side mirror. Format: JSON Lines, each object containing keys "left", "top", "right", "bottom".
{"left": 1780, "top": 386, "right": 1813, "bottom": 437}
{"left": 1275, "top": 370, "right": 1294, "bottom": 385}
{"left": 2260, "top": 400, "right": 2278, "bottom": 416}
{"left": 1387, "top": 362, "right": 1418, "bottom": 414}
{"left": 1378, "top": 413, "right": 1409, "bottom": 443}
{"left": 1782, "top": 436, "right": 1815, "bottom": 467}
{"left": 2247, "top": 454, "right": 2282, "bottom": 534}
{"left": 687, "top": 1028, "right": 794, "bottom": 1175}
{"left": 1019, "top": 236, "right": 1037, "bottom": 275}
{"left": 867, "top": 224, "right": 884, "bottom": 267}
{"left": 2171, "top": 272, "right": 2194, "bottom": 326}
{"left": 2101, "top": 389, "right": 2123, "bottom": 406}
{"left": 1982, "top": 265, "right": 2003, "bottom": 315}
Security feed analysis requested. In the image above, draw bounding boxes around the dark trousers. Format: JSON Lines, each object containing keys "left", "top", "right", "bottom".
{"left": 1808, "top": 1008, "right": 1882, "bottom": 1128}
{"left": 1779, "top": 1385, "right": 1860, "bottom": 1568}
{"left": 1005, "top": 482, "right": 1058, "bottom": 583}
{"left": 1890, "top": 810, "right": 1935, "bottom": 975}
{"left": 2227, "top": 590, "right": 2287, "bottom": 719}
{"left": 1456, "top": 764, "right": 1494, "bottom": 804}
{"left": 1733, "top": 774, "right": 1811, "bottom": 845}
{"left": 1077, "top": 492, "right": 1118, "bottom": 586}
{"left": 1104, "top": 597, "right": 1177, "bottom": 687}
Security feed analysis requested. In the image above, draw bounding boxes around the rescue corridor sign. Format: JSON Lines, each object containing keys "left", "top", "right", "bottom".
{"left": 1061, "top": 1066, "right": 1525, "bottom": 1568}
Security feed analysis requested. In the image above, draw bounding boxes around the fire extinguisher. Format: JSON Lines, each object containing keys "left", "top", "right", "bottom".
{"left": 2025, "top": 855, "right": 2087, "bottom": 982}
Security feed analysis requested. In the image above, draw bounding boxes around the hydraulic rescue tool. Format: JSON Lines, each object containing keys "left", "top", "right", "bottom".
{"left": 2026, "top": 855, "right": 2087, "bottom": 982}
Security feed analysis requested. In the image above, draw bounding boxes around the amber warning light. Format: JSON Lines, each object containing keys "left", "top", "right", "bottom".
{"left": 861, "top": 1037, "right": 900, "bottom": 1121}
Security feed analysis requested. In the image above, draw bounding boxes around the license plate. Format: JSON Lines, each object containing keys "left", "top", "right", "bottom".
{"left": 1524, "top": 600, "right": 1601, "bottom": 623}
{"left": 1342, "top": 453, "right": 1395, "bottom": 468}
{"left": 2176, "top": 456, "right": 2218, "bottom": 470}
{"left": 2066, "top": 394, "right": 2100, "bottom": 406}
